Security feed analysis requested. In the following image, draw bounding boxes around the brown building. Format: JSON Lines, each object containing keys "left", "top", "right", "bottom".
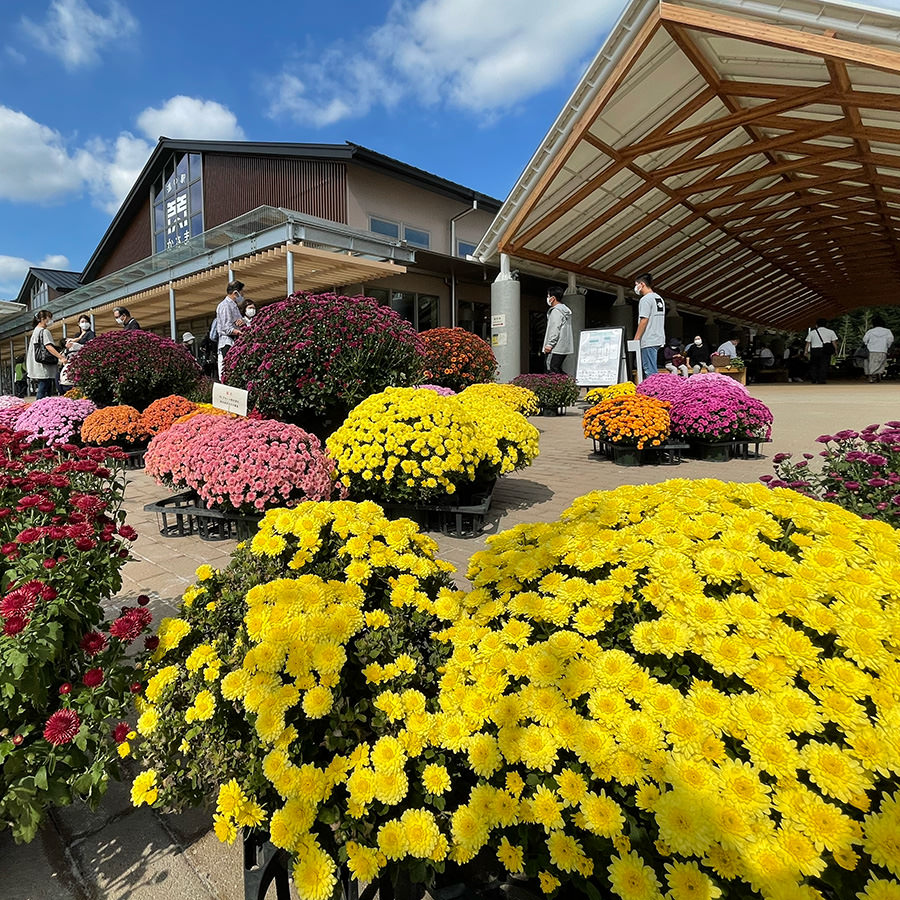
{"left": 0, "top": 140, "right": 515, "bottom": 385}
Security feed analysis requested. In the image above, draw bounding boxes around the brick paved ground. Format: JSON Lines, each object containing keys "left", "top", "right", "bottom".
{"left": 5, "top": 381, "right": 898, "bottom": 900}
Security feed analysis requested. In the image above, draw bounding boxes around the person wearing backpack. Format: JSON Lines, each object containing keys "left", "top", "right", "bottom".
{"left": 26, "top": 309, "right": 65, "bottom": 399}
{"left": 804, "top": 318, "right": 838, "bottom": 385}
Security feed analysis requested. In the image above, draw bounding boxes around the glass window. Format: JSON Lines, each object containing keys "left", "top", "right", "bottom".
{"left": 190, "top": 180, "right": 203, "bottom": 214}
{"left": 458, "top": 300, "right": 489, "bottom": 339}
{"left": 457, "top": 241, "right": 477, "bottom": 258}
{"left": 370, "top": 217, "right": 400, "bottom": 240}
{"left": 366, "top": 287, "right": 390, "bottom": 305}
{"left": 153, "top": 151, "right": 203, "bottom": 253}
{"left": 403, "top": 226, "right": 430, "bottom": 249}
{"left": 417, "top": 294, "right": 439, "bottom": 331}
{"left": 389, "top": 291, "right": 415, "bottom": 323}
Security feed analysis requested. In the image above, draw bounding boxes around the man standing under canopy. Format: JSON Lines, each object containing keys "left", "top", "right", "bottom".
{"left": 633, "top": 273, "right": 666, "bottom": 380}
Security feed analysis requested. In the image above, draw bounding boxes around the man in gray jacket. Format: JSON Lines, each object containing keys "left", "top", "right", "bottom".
{"left": 543, "top": 286, "right": 574, "bottom": 373}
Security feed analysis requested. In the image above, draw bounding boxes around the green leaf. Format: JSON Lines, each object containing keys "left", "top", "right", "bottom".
{"left": 34, "top": 767, "right": 48, "bottom": 791}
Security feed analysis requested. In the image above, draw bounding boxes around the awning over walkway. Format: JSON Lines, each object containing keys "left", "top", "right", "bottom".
{"left": 0, "top": 206, "right": 412, "bottom": 340}
{"left": 477, "top": 0, "right": 900, "bottom": 329}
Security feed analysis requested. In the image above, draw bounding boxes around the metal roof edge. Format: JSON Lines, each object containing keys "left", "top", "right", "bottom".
{"left": 474, "top": 0, "right": 656, "bottom": 263}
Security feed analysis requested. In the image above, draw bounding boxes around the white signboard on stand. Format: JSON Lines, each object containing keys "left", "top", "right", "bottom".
{"left": 212, "top": 382, "right": 249, "bottom": 417}
{"left": 575, "top": 327, "right": 626, "bottom": 387}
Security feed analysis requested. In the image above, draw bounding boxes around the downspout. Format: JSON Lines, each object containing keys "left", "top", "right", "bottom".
{"left": 449, "top": 201, "right": 478, "bottom": 328}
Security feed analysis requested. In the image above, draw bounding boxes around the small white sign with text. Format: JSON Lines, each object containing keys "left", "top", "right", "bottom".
{"left": 212, "top": 382, "right": 249, "bottom": 417}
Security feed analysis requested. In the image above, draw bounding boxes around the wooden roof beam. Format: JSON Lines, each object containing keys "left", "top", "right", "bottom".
{"left": 659, "top": 2, "right": 900, "bottom": 76}
{"left": 696, "top": 169, "right": 861, "bottom": 212}
{"left": 707, "top": 185, "right": 871, "bottom": 222}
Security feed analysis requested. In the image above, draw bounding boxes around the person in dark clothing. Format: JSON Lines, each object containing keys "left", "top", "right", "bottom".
{"left": 684, "top": 335, "right": 715, "bottom": 373}
{"left": 113, "top": 307, "right": 141, "bottom": 330}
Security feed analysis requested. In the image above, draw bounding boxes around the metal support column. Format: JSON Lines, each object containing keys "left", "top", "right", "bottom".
{"left": 9, "top": 341, "right": 14, "bottom": 390}
{"left": 490, "top": 254, "right": 521, "bottom": 381}
{"left": 286, "top": 251, "right": 294, "bottom": 296}
{"left": 169, "top": 285, "right": 177, "bottom": 341}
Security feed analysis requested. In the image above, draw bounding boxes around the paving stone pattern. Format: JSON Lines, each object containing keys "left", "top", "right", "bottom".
{"left": 3, "top": 383, "right": 897, "bottom": 899}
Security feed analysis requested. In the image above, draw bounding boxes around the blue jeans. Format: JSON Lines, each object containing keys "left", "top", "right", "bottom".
{"left": 35, "top": 378, "right": 54, "bottom": 400}
{"left": 640, "top": 346, "right": 660, "bottom": 380}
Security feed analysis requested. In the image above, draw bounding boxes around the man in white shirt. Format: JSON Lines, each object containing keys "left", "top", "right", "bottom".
{"left": 633, "top": 272, "right": 666, "bottom": 380}
{"left": 804, "top": 318, "right": 839, "bottom": 385}
{"left": 716, "top": 336, "right": 740, "bottom": 359}
{"left": 863, "top": 316, "right": 894, "bottom": 382}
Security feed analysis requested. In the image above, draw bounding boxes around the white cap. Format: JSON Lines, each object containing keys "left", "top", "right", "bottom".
{"left": 182, "top": 332, "right": 195, "bottom": 343}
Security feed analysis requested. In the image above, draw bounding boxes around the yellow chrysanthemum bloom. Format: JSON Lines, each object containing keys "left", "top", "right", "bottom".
{"left": 130, "top": 770, "right": 158, "bottom": 807}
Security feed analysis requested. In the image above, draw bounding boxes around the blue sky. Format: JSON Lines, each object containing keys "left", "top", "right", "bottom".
{"left": 0, "top": 0, "right": 623, "bottom": 298}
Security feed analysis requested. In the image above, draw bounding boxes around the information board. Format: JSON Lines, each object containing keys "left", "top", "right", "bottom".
{"left": 212, "top": 382, "right": 249, "bottom": 417}
{"left": 575, "top": 327, "right": 626, "bottom": 387}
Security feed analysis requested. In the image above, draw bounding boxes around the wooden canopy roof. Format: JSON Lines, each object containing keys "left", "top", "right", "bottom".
{"left": 478, "top": 0, "right": 900, "bottom": 329}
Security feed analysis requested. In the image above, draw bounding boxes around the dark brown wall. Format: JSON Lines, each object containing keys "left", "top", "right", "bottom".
{"left": 97, "top": 196, "right": 152, "bottom": 279}
{"left": 202, "top": 154, "right": 347, "bottom": 227}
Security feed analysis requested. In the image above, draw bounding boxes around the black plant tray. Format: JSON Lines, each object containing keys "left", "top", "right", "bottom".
{"left": 381, "top": 481, "right": 495, "bottom": 538}
{"left": 144, "top": 491, "right": 262, "bottom": 542}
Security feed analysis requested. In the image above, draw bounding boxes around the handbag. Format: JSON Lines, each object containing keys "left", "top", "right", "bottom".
{"left": 854, "top": 345, "right": 870, "bottom": 361}
{"left": 32, "top": 329, "right": 56, "bottom": 365}
{"left": 814, "top": 328, "right": 835, "bottom": 358}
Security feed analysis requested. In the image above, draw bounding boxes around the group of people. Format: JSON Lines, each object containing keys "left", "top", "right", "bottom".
{"left": 542, "top": 273, "right": 731, "bottom": 379}
{"left": 25, "top": 310, "right": 100, "bottom": 399}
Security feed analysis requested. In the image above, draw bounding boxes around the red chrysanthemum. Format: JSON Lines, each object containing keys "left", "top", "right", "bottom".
{"left": 43, "top": 709, "right": 81, "bottom": 746}
{"left": 82, "top": 667, "right": 104, "bottom": 688}
{"left": 109, "top": 607, "right": 152, "bottom": 643}
{"left": 79, "top": 631, "right": 107, "bottom": 655}
{"left": 3, "top": 615, "right": 26, "bottom": 636}
{"left": 1, "top": 590, "right": 35, "bottom": 619}
{"left": 112, "top": 722, "right": 129, "bottom": 744}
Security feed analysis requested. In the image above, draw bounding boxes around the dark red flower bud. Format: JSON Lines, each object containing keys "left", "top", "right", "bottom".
{"left": 129, "top": 682, "right": 142, "bottom": 693}
{"left": 59, "top": 682, "right": 72, "bottom": 695}
{"left": 12, "top": 734, "right": 23, "bottom": 746}
{"left": 137, "top": 594, "right": 150, "bottom": 606}
{"left": 144, "top": 635, "right": 159, "bottom": 651}
{"left": 42, "top": 558, "right": 57, "bottom": 569}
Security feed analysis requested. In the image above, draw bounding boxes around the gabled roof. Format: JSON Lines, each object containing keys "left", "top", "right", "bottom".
{"left": 82, "top": 139, "right": 501, "bottom": 284}
{"left": 477, "top": 0, "right": 900, "bottom": 329}
{"left": 14, "top": 268, "right": 81, "bottom": 305}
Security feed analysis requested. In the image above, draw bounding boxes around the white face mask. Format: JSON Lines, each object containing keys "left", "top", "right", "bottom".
{"left": 80, "top": 321, "right": 90, "bottom": 330}
{"left": 546, "top": 297, "right": 554, "bottom": 307}
{"left": 694, "top": 338, "right": 702, "bottom": 346}
{"left": 245, "top": 308, "right": 256, "bottom": 318}
{"left": 634, "top": 285, "right": 642, "bottom": 297}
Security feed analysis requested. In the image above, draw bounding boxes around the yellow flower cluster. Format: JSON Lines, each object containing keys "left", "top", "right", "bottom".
{"left": 456, "top": 390, "right": 540, "bottom": 476}
{"left": 584, "top": 381, "right": 636, "bottom": 404}
{"left": 459, "top": 383, "right": 540, "bottom": 416}
{"left": 326, "top": 387, "right": 538, "bottom": 503}
{"left": 131, "top": 482, "right": 900, "bottom": 900}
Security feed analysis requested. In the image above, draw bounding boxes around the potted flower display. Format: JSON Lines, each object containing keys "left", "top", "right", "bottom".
{"left": 763, "top": 421, "right": 900, "bottom": 524}
{"left": 510, "top": 373, "right": 579, "bottom": 415}
{"left": 419, "top": 328, "right": 498, "bottom": 393}
{"left": 14, "top": 397, "right": 97, "bottom": 447}
{"left": 128, "top": 479, "right": 900, "bottom": 900}
{"left": 582, "top": 393, "right": 670, "bottom": 465}
{"left": 459, "top": 383, "right": 540, "bottom": 416}
{"left": 80, "top": 405, "right": 151, "bottom": 455}
{"left": 0, "top": 427, "right": 148, "bottom": 842}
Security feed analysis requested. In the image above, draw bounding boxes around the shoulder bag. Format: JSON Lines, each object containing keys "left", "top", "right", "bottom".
{"left": 32, "top": 328, "right": 56, "bottom": 365}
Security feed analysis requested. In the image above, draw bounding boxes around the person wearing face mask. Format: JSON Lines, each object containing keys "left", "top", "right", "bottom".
{"left": 27, "top": 309, "right": 64, "bottom": 399}
{"left": 60, "top": 315, "right": 96, "bottom": 390}
{"left": 542, "top": 286, "right": 574, "bottom": 374}
{"left": 663, "top": 337, "right": 689, "bottom": 376}
{"left": 214, "top": 280, "right": 247, "bottom": 380}
{"left": 113, "top": 307, "right": 141, "bottom": 330}
{"left": 633, "top": 273, "right": 666, "bottom": 380}
{"left": 239, "top": 298, "right": 257, "bottom": 327}
{"left": 684, "top": 335, "right": 716, "bottom": 374}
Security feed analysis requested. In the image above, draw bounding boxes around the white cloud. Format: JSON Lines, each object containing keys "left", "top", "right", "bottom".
{"left": 0, "top": 95, "right": 245, "bottom": 213}
{"left": 136, "top": 96, "right": 246, "bottom": 142}
{"left": 0, "top": 253, "right": 71, "bottom": 300}
{"left": 267, "top": 0, "right": 618, "bottom": 125}
{"left": 0, "top": 106, "right": 85, "bottom": 203}
{"left": 22, "top": 0, "right": 137, "bottom": 70}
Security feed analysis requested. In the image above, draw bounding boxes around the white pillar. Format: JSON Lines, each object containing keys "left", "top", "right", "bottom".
{"left": 286, "top": 251, "right": 295, "bottom": 296}
{"left": 563, "top": 274, "right": 584, "bottom": 378}
{"left": 169, "top": 285, "right": 177, "bottom": 341}
{"left": 490, "top": 254, "right": 521, "bottom": 382}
